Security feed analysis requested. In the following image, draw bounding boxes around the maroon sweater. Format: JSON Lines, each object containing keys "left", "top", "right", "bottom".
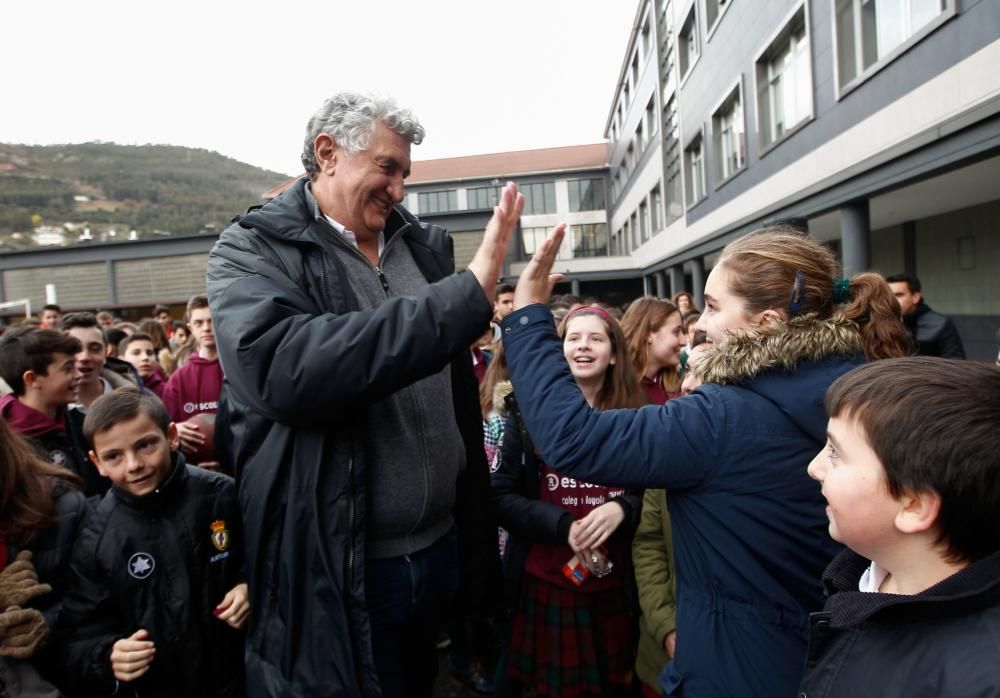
{"left": 161, "top": 355, "right": 223, "bottom": 422}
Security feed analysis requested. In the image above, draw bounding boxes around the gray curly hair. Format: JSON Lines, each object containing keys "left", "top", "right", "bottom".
{"left": 301, "top": 92, "right": 425, "bottom": 180}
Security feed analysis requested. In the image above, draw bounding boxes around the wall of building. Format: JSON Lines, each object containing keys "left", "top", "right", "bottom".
{"left": 3, "top": 262, "right": 107, "bottom": 309}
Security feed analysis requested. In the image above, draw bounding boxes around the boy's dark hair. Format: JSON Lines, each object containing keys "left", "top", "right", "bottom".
{"left": 41, "top": 304, "right": 62, "bottom": 313}
{"left": 884, "top": 273, "right": 921, "bottom": 294}
{"left": 104, "top": 328, "right": 128, "bottom": 354}
{"left": 118, "top": 332, "right": 155, "bottom": 356}
{"left": 0, "top": 327, "right": 82, "bottom": 396}
{"left": 153, "top": 304, "right": 170, "bottom": 316}
{"left": 60, "top": 311, "right": 101, "bottom": 333}
{"left": 186, "top": 295, "right": 210, "bottom": 320}
{"left": 83, "top": 387, "right": 171, "bottom": 448}
{"left": 494, "top": 283, "right": 515, "bottom": 301}
{"left": 826, "top": 357, "right": 1000, "bottom": 563}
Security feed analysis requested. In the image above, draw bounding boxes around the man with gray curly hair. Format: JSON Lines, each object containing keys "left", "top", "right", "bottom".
{"left": 207, "top": 92, "right": 522, "bottom": 697}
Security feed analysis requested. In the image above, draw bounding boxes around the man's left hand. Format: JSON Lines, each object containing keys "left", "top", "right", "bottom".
{"left": 467, "top": 182, "right": 524, "bottom": 298}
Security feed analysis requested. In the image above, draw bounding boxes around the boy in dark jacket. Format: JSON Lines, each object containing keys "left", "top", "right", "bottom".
{"left": 802, "top": 357, "right": 1000, "bottom": 697}
{"left": 59, "top": 388, "right": 247, "bottom": 698}
{"left": 0, "top": 326, "right": 91, "bottom": 478}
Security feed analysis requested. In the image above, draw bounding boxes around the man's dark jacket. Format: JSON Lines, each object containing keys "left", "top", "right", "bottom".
{"left": 799, "top": 548, "right": 1000, "bottom": 697}
{"left": 206, "top": 179, "right": 501, "bottom": 697}
{"left": 903, "top": 301, "right": 966, "bottom": 358}
{"left": 58, "top": 454, "right": 245, "bottom": 698}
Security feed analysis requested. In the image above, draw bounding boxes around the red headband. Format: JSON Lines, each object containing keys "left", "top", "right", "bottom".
{"left": 564, "top": 305, "right": 613, "bottom": 323}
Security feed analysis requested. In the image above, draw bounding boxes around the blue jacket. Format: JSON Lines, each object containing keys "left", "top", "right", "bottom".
{"left": 502, "top": 305, "right": 862, "bottom": 698}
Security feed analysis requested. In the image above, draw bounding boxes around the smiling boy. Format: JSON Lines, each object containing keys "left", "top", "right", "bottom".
{"left": 59, "top": 388, "right": 247, "bottom": 698}
{"left": 0, "top": 326, "right": 90, "bottom": 477}
{"left": 802, "top": 357, "right": 1000, "bottom": 697}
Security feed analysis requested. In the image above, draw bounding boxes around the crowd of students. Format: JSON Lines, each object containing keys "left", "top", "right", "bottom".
{"left": 0, "top": 225, "right": 997, "bottom": 697}
{"left": 0, "top": 296, "right": 233, "bottom": 696}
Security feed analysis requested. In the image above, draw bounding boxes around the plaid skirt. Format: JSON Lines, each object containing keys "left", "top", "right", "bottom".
{"left": 507, "top": 574, "right": 635, "bottom": 697}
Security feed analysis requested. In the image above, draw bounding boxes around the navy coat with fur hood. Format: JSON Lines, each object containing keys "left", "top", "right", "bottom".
{"left": 502, "top": 304, "right": 858, "bottom": 698}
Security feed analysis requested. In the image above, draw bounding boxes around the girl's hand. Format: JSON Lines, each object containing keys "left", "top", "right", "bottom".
{"left": 215, "top": 583, "right": 250, "bottom": 629}
{"left": 569, "top": 501, "right": 625, "bottom": 551}
{"left": 513, "top": 224, "right": 567, "bottom": 310}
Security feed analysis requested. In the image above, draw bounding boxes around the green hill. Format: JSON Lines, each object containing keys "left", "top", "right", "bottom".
{"left": 0, "top": 142, "right": 290, "bottom": 248}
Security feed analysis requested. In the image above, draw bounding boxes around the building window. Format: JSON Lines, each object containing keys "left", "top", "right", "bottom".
{"left": 645, "top": 97, "right": 657, "bottom": 140}
{"left": 467, "top": 186, "right": 500, "bottom": 210}
{"left": 632, "top": 52, "right": 640, "bottom": 87}
{"left": 678, "top": 5, "right": 699, "bottom": 82}
{"left": 571, "top": 223, "right": 609, "bottom": 258}
{"left": 641, "top": 16, "right": 651, "bottom": 56}
{"left": 623, "top": 219, "right": 632, "bottom": 252}
{"left": 712, "top": 82, "right": 746, "bottom": 184}
{"left": 705, "top": 0, "right": 731, "bottom": 37}
{"left": 755, "top": 4, "right": 812, "bottom": 151}
{"left": 639, "top": 201, "right": 649, "bottom": 242}
{"left": 835, "top": 0, "right": 949, "bottom": 91}
{"left": 650, "top": 185, "right": 662, "bottom": 233}
{"left": 663, "top": 96, "right": 683, "bottom": 225}
{"left": 568, "top": 178, "right": 606, "bottom": 212}
{"left": 521, "top": 227, "right": 551, "bottom": 256}
{"left": 417, "top": 190, "right": 457, "bottom": 214}
{"left": 684, "top": 133, "right": 706, "bottom": 205}
{"left": 520, "top": 182, "right": 556, "bottom": 215}
{"left": 630, "top": 211, "right": 639, "bottom": 250}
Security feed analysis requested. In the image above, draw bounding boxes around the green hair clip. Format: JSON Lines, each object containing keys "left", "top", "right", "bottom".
{"left": 832, "top": 278, "right": 851, "bottom": 304}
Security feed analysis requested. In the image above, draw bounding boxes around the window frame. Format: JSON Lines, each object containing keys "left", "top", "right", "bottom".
{"left": 710, "top": 76, "right": 747, "bottom": 189}
{"left": 752, "top": 0, "right": 815, "bottom": 157}
{"left": 677, "top": 3, "right": 701, "bottom": 88}
{"left": 683, "top": 129, "right": 708, "bottom": 208}
{"left": 831, "top": 0, "right": 956, "bottom": 101}
{"left": 704, "top": 0, "right": 733, "bottom": 43}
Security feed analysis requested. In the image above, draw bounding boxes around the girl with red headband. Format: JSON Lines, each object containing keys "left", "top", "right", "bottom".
{"left": 492, "top": 305, "right": 646, "bottom": 698}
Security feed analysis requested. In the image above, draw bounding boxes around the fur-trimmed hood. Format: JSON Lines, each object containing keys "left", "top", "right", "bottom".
{"left": 697, "top": 314, "right": 865, "bottom": 444}
{"left": 699, "top": 314, "right": 863, "bottom": 386}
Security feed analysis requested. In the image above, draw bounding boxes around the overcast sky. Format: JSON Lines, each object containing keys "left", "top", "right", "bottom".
{"left": 3, "top": 1, "right": 637, "bottom": 176}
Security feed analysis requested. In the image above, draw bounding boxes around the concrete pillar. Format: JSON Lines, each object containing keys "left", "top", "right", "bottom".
{"left": 668, "top": 265, "right": 684, "bottom": 298}
{"left": 841, "top": 201, "right": 871, "bottom": 277}
{"left": 642, "top": 275, "right": 651, "bottom": 296}
{"left": 106, "top": 259, "right": 118, "bottom": 306}
{"left": 654, "top": 271, "right": 667, "bottom": 298}
{"left": 902, "top": 220, "right": 917, "bottom": 275}
{"left": 570, "top": 278, "right": 581, "bottom": 296}
{"left": 690, "top": 257, "right": 706, "bottom": 310}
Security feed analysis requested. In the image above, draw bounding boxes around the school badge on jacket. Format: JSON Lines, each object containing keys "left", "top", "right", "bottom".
{"left": 211, "top": 520, "right": 229, "bottom": 552}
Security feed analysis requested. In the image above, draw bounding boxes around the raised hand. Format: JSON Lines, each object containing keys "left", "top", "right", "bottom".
{"left": 467, "top": 182, "right": 525, "bottom": 298}
{"left": 513, "top": 224, "right": 567, "bottom": 310}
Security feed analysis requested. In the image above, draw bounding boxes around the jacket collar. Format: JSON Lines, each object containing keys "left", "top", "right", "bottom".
{"left": 111, "top": 451, "right": 188, "bottom": 511}
{"left": 698, "top": 314, "right": 864, "bottom": 386}
{"left": 821, "top": 547, "right": 1000, "bottom": 629}
{"left": 239, "top": 177, "right": 416, "bottom": 249}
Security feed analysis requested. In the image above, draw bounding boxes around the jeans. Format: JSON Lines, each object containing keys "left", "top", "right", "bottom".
{"left": 365, "top": 528, "right": 459, "bottom": 698}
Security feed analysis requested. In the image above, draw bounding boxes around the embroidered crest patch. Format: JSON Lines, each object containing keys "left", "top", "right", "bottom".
{"left": 211, "top": 520, "right": 229, "bottom": 552}
{"left": 128, "top": 552, "right": 155, "bottom": 580}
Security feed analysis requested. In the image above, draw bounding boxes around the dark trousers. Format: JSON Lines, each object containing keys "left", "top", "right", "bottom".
{"left": 365, "top": 529, "right": 459, "bottom": 698}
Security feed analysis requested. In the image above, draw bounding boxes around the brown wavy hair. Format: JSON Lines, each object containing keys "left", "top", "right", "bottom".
{"left": 480, "top": 342, "right": 509, "bottom": 419}
{"left": 620, "top": 296, "right": 682, "bottom": 393}
{"left": 718, "top": 227, "right": 909, "bottom": 360}
{"left": 0, "top": 416, "right": 82, "bottom": 547}
{"left": 559, "top": 307, "right": 648, "bottom": 410}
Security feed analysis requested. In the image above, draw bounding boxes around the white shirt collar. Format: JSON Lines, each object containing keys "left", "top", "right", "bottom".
{"left": 323, "top": 214, "right": 385, "bottom": 258}
{"left": 858, "top": 561, "right": 890, "bottom": 592}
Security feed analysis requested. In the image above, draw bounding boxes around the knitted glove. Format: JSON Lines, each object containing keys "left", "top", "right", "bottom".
{"left": 0, "top": 606, "right": 48, "bottom": 659}
{"left": 0, "top": 552, "right": 51, "bottom": 609}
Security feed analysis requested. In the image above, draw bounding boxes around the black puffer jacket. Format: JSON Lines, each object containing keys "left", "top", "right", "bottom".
{"left": 206, "top": 178, "right": 502, "bottom": 697}
{"left": 58, "top": 454, "right": 245, "bottom": 698}
{"left": 799, "top": 548, "right": 1000, "bottom": 697}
